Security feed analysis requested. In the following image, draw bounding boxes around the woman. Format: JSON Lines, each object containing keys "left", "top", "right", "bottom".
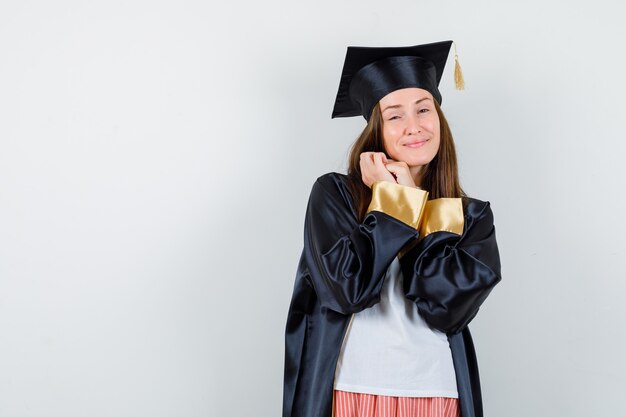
{"left": 283, "top": 40, "right": 502, "bottom": 417}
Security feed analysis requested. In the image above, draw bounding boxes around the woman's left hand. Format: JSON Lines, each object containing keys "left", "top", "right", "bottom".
{"left": 384, "top": 159, "right": 417, "bottom": 188}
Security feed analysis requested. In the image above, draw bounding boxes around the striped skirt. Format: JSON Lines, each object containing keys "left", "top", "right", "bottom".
{"left": 333, "top": 389, "right": 460, "bottom": 417}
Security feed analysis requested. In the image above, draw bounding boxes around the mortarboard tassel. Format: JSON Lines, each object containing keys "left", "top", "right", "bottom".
{"left": 453, "top": 42, "right": 465, "bottom": 90}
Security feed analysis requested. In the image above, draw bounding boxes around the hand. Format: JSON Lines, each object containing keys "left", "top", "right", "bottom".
{"left": 384, "top": 159, "right": 417, "bottom": 188}
{"left": 359, "top": 152, "right": 396, "bottom": 188}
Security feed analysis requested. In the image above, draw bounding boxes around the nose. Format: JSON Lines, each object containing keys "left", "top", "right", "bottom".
{"left": 406, "top": 114, "right": 421, "bottom": 135}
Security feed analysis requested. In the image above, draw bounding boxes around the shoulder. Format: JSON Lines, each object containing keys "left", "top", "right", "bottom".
{"left": 461, "top": 196, "right": 496, "bottom": 226}
{"left": 308, "top": 172, "right": 357, "bottom": 216}
{"left": 310, "top": 171, "right": 350, "bottom": 197}
{"left": 315, "top": 171, "right": 349, "bottom": 189}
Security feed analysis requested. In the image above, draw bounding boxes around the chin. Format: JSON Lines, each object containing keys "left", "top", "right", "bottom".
{"left": 403, "top": 155, "right": 435, "bottom": 167}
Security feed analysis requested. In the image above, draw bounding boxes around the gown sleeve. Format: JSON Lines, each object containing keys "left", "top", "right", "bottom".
{"left": 303, "top": 176, "right": 428, "bottom": 315}
{"left": 399, "top": 198, "right": 502, "bottom": 335}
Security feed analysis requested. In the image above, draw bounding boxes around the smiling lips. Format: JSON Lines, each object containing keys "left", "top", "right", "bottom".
{"left": 403, "top": 139, "right": 429, "bottom": 148}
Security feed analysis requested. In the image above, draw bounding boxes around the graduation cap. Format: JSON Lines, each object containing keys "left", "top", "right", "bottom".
{"left": 331, "top": 40, "right": 464, "bottom": 121}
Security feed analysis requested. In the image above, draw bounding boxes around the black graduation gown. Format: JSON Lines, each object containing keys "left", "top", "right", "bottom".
{"left": 283, "top": 172, "right": 502, "bottom": 417}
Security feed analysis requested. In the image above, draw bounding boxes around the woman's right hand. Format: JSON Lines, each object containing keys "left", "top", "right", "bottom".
{"left": 360, "top": 152, "right": 396, "bottom": 188}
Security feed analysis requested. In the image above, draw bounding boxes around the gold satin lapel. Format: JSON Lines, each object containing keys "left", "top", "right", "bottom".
{"left": 366, "top": 181, "right": 429, "bottom": 229}
{"left": 419, "top": 198, "right": 464, "bottom": 238}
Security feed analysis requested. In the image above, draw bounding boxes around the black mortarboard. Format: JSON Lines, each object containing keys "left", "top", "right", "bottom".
{"left": 331, "top": 40, "right": 460, "bottom": 121}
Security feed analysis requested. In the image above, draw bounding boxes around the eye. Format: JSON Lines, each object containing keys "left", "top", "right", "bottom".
{"left": 418, "top": 108, "right": 429, "bottom": 113}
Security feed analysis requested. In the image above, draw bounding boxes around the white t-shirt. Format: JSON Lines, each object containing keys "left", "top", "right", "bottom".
{"left": 333, "top": 256, "right": 459, "bottom": 398}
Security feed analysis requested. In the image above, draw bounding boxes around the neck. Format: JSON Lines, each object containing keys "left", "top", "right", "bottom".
{"left": 410, "top": 164, "right": 425, "bottom": 188}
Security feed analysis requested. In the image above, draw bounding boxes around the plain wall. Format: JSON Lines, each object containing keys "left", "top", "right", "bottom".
{"left": 1, "top": 1, "right": 624, "bottom": 416}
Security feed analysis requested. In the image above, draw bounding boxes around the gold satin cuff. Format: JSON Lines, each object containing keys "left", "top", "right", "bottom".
{"left": 419, "top": 198, "right": 464, "bottom": 238}
{"left": 397, "top": 197, "right": 465, "bottom": 259}
{"left": 366, "top": 181, "right": 429, "bottom": 229}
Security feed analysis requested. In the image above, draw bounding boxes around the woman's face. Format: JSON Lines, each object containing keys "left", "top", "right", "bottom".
{"left": 379, "top": 87, "right": 440, "bottom": 168}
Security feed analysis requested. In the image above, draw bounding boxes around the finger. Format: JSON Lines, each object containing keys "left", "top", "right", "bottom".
{"left": 360, "top": 156, "right": 376, "bottom": 187}
{"left": 362, "top": 153, "right": 375, "bottom": 169}
{"left": 361, "top": 152, "right": 375, "bottom": 166}
{"left": 360, "top": 155, "right": 375, "bottom": 176}
{"left": 384, "top": 160, "right": 399, "bottom": 170}
{"left": 385, "top": 161, "right": 407, "bottom": 172}
{"left": 373, "top": 153, "right": 386, "bottom": 170}
{"left": 375, "top": 155, "right": 397, "bottom": 180}
{"left": 385, "top": 163, "right": 397, "bottom": 173}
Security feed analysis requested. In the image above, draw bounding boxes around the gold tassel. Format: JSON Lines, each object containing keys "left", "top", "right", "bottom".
{"left": 453, "top": 41, "right": 465, "bottom": 90}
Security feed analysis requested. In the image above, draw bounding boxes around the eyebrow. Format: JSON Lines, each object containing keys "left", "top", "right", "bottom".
{"left": 381, "top": 97, "right": 431, "bottom": 113}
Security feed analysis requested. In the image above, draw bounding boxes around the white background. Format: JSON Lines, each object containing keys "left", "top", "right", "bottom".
{"left": 1, "top": 1, "right": 624, "bottom": 416}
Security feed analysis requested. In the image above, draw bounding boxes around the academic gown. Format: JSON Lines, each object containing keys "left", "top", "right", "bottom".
{"left": 283, "top": 172, "right": 502, "bottom": 417}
